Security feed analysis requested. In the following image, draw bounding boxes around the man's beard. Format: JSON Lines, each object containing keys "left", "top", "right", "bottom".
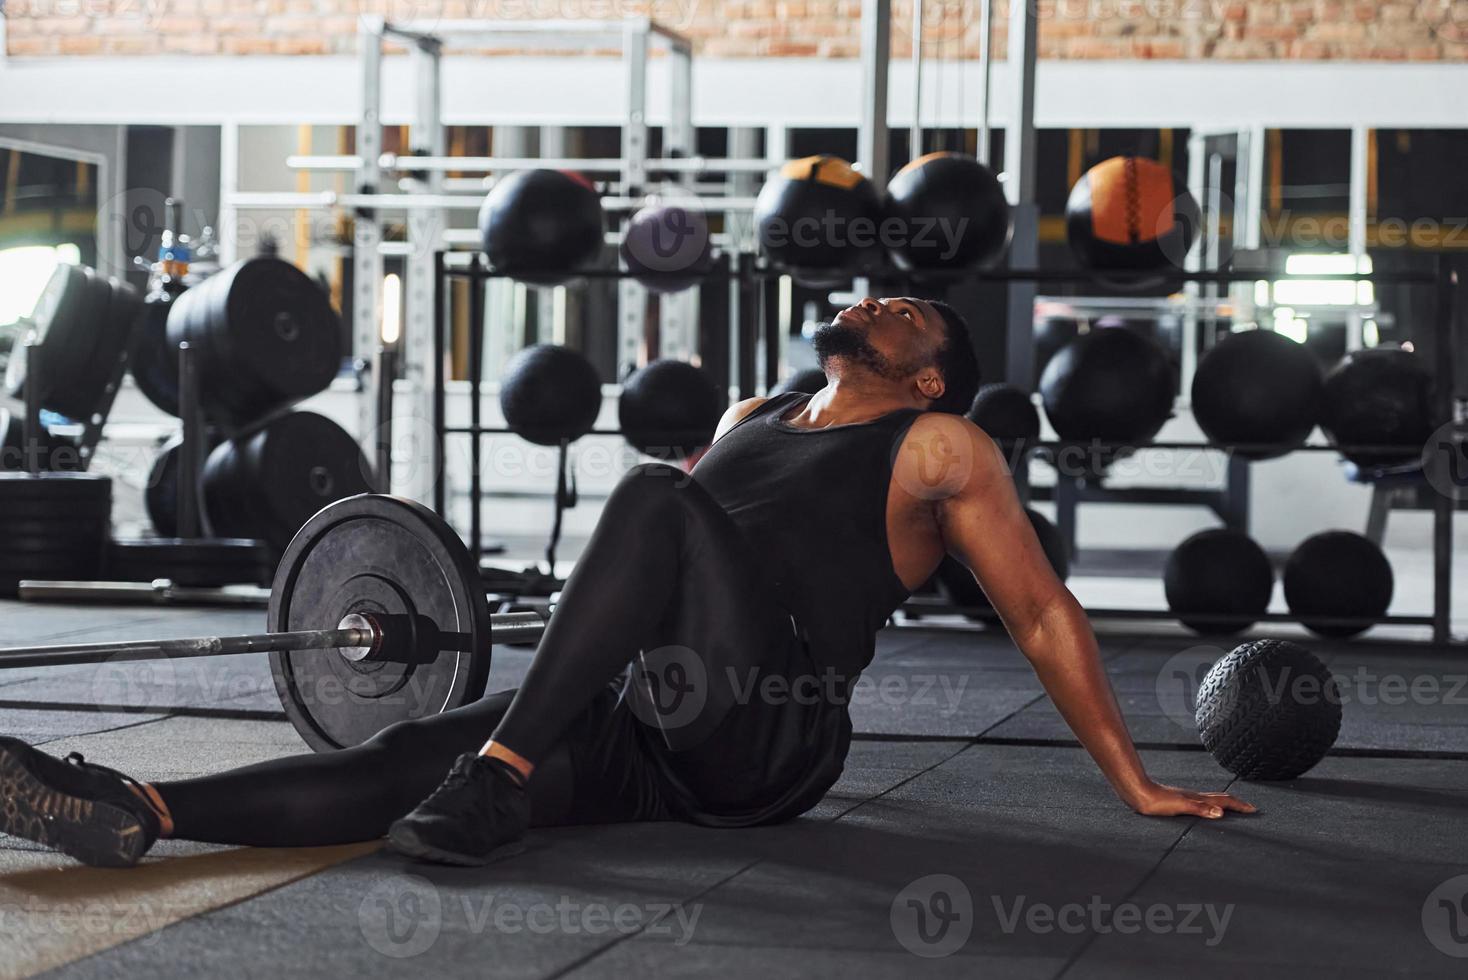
{"left": 811, "top": 321, "right": 919, "bottom": 381}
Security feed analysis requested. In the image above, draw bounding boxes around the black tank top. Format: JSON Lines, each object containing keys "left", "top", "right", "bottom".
{"left": 691, "top": 391, "right": 922, "bottom": 682}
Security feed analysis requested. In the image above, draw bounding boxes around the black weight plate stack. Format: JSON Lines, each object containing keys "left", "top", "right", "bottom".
{"left": 106, "top": 537, "right": 271, "bottom": 587}
{"left": 0, "top": 473, "right": 111, "bottom": 595}
{"left": 128, "top": 293, "right": 181, "bottom": 417}
{"left": 5, "top": 265, "right": 138, "bottom": 424}
{"left": 166, "top": 257, "right": 343, "bottom": 429}
{"left": 144, "top": 429, "right": 223, "bottom": 537}
{"left": 202, "top": 411, "right": 374, "bottom": 555}
{"left": 0, "top": 409, "right": 84, "bottom": 473}
{"left": 268, "top": 494, "right": 493, "bottom": 751}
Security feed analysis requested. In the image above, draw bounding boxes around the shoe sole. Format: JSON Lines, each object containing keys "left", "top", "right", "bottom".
{"left": 385, "top": 824, "right": 526, "bottom": 867}
{"left": 0, "top": 743, "right": 148, "bottom": 868}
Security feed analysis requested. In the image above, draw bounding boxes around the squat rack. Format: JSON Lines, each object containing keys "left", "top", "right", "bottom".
{"left": 220, "top": 16, "right": 749, "bottom": 502}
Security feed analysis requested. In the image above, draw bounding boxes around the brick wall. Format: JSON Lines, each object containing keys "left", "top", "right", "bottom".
{"left": 3, "top": 0, "right": 1466, "bottom": 59}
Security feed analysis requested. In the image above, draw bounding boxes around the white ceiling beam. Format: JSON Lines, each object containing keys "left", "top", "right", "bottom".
{"left": 1, "top": 57, "right": 1466, "bottom": 130}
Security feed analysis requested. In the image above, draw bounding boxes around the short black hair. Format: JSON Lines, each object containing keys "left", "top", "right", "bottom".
{"left": 926, "top": 300, "right": 982, "bottom": 415}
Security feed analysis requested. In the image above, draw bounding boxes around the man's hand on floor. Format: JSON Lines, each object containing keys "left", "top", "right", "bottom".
{"left": 1125, "top": 781, "right": 1258, "bottom": 819}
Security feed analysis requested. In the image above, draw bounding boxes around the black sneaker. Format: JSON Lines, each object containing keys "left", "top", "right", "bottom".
{"left": 0, "top": 737, "right": 162, "bottom": 868}
{"left": 387, "top": 753, "right": 529, "bottom": 866}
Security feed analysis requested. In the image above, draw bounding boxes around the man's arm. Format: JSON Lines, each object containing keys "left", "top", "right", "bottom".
{"left": 905, "top": 414, "right": 1254, "bottom": 819}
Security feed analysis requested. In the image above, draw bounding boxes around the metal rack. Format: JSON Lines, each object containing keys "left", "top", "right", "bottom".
{"left": 434, "top": 250, "right": 1461, "bottom": 645}
{"left": 220, "top": 16, "right": 731, "bottom": 502}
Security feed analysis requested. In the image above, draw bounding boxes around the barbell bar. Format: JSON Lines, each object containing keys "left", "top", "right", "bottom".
{"left": 1, "top": 494, "right": 544, "bottom": 753}
{"left": 0, "top": 611, "right": 547, "bottom": 671}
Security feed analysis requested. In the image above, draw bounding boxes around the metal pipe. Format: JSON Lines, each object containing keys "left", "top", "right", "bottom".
{"left": 1432, "top": 254, "right": 1457, "bottom": 645}
{"left": 977, "top": 0, "right": 993, "bottom": 164}
{"left": 384, "top": 18, "right": 693, "bottom": 51}
{"left": 373, "top": 345, "right": 398, "bottom": 494}
{"left": 432, "top": 249, "right": 447, "bottom": 517}
{"left": 22, "top": 336, "right": 42, "bottom": 477}
{"left": 909, "top": 0, "right": 924, "bottom": 160}
{"left": 858, "top": 0, "right": 892, "bottom": 187}
{"left": 0, "top": 627, "right": 373, "bottom": 670}
{"left": 176, "top": 342, "right": 203, "bottom": 539}
{"left": 0, "top": 611, "right": 548, "bottom": 669}
{"left": 301, "top": 154, "right": 780, "bottom": 174}
{"left": 467, "top": 252, "right": 486, "bottom": 570}
{"left": 225, "top": 191, "right": 762, "bottom": 213}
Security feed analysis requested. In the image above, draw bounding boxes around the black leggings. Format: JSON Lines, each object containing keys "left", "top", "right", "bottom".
{"left": 157, "top": 464, "right": 799, "bottom": 846}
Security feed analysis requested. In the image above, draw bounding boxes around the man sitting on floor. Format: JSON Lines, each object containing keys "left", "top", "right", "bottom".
{"left": 0, "top": 296, "right": 1252, "bottom": 869}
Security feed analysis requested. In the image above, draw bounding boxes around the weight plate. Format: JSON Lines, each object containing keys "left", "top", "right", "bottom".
{"left": 0, "top": 518, "right": 110, "bottom": 539}
{"left": 107, "top": 537, "right": 270, "bottom": 587}
{"left": 4, "top": 265, "right": 85, "bottom": 402}
{"left": 267, "top": 494, "right": 492, "bottom": 752}
{"left": 0, "top": 534, "right": 109, "bottom": 554}
{"left": 7, "top": 266, "right": 118, "bottom": 422}
{"left": 128, "top": 295, "right": 181, "bottom": 417}
{"left": 0, "top": 554, "right": 105, "bottom": 595}
{"left": 167, "top": 257, "right": 342, "bottom": 429}
{"left": 0, "top": 472, "right": 111, "bottom": 504}
{"left": 0, "top": 499, "right": 112, "bottom": 522}
{"left": 72, "top": 274, "right": 142, "bottom": 424}
{"left": 144, "top": 431, "right": 222, "bottom": 537}
{"left": 203, "top": 411, "right": 374, "bottom": 553}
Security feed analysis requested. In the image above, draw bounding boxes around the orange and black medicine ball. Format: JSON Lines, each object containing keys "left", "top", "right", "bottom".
{"left": 1065, "top": 156, "right": 1200, "bottom": 271}
{"left": 884, "top": 152, "right": 1012, "bottom": 271}
{"left": 754, "top": 155, "right": 883, "bottom": 282}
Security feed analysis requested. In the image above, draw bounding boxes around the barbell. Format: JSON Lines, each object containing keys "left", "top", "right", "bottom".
{"left": 0, "top": 493, "right": 547, "bottom": 753}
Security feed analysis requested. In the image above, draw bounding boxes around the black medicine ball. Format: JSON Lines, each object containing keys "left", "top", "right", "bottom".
{"left": 1195, "top": 639, "right": 1341, "bottom": 780}
{"left": 1283, "top": 530, "right": 1394, "bottom": 638}
{"left": 1320, "top": 346, "right": 1434, "bottom": 468}
{"left": 619, "top": 360, "right": 726, "bottom": 460}
{"left": 1040, "top": 327, "right": 1175, "bottom": 447}
{"left": 499, "top": 345, "right": 603, "bottom": 447}
{"left": 966, "top": 383, "right": 1039, "bottom": 459}
{"left": 884, "top": 152, "right": 1011, "bottom": 271}
{"left": 1191, "top": 329, "right": 1323, "bottom": 459}
{"left": 478, "top": 169, "right": 604, "bottom": 284}
{"left": 1164, "top": 528, "right": 1274, "bottom": 635}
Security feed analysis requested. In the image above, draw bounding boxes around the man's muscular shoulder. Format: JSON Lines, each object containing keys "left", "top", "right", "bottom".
{"left": 892, "top": 412, "right": 1010, "bottom": 506}
{"left": 713, "top": 397, "right": 768, "bottom": 443}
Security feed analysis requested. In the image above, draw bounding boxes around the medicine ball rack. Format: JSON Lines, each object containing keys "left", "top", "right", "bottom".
{"left": 430, "top": 248, "right": 1461, "bottom": 645}
{"left": 430, "top": 251, "right": 790, "bottom": 578}
{"left": 901, "top": 258, "right": 1462, "bottom": 645}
